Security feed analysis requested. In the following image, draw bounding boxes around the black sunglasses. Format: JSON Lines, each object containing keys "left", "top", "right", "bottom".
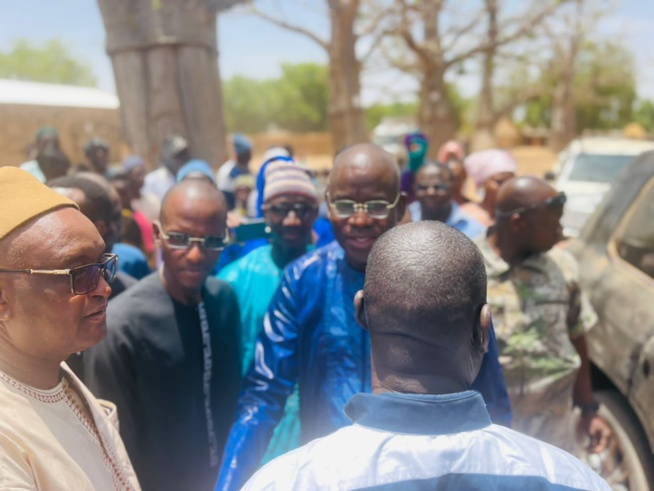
{"left": 0, "top": 254, "right": 117, "bottom": 295}
{"left": 262, "top": 203, "right": 317, "bottom": 220}
{"left": 495, "top": 192, "right": 567, "bottom": 217}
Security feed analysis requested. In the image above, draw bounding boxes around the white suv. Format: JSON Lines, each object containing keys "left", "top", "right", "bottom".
{"left": 554, "top": 137, "right": 654, "bottom": 237}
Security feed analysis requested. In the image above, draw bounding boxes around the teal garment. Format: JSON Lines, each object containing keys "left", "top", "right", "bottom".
{"left": 218, "top": 245, "right": 301, "bottom": 462}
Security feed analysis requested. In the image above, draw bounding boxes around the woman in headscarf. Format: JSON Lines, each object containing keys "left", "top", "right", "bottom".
{"left": 400, "top": 132, "right": 429, "bottom": 203}
{"left": 437, "top": 140, "right": 469, "bottom": 206}
{"left": 461, "top": 149, "right": 517, "bottom": 227}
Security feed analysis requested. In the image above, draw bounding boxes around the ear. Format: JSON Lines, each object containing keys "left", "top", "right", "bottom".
{"left": 153, "top": 221, "right": 163, "bottom": 248}
{"left": 508, "top": 213, "right": 525, "bottom": 234}
{"left": 95, "top": 220, "right": 108, "bottom": 237}
{"left": 0, "top": 282, "right": 12, "bottom": 322}
{"left": 354, "top": 290, "right": 368, "bottom": 331}
{"left": 473, "top": 304, "right": 491, "bottom": 354}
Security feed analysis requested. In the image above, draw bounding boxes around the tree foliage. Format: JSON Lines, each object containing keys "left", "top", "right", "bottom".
{"left": 0, "top": 39, "right": 97, "bottom": 86}
{"left": 634, "top": 100, "right": 654, "bottom": 133}
{"left": 519, "top": 40, "right": 636, "bottom": 131}
{"left": 223, "top": 63, "right": 329, "bottom": 133}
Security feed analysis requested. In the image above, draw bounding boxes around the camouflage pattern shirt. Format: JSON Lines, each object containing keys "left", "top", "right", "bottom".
{"left": 476, "top": 238, "right": 597, "bottom": 451}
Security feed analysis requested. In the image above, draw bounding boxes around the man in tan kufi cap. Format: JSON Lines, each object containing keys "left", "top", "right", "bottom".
{"left": 0, "top": 167, "right": 140, "bottom": 490}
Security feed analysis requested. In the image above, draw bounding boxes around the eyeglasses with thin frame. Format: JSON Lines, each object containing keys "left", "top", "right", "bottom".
{"left": 155, "top": 222, "right": 230, "bottom": 251}
{"left": 495, "top": 192, "right": 567, "bottom": 218}
{"left": 0, "top": 253, "right": 117, "bottom": 295}
{"left": 261, "top": 202, "right": 317, "bottom": 220}
{"left": 415, "top": 182, "right": 452, "bottom": 194}
{"left": 326, "top": 191, "right": 401, "bottom": 220}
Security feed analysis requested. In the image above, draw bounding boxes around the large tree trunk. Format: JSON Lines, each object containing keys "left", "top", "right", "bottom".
{"left": 418, "top": 62, "right": 458, "bottom": 159}
{"left": 549, "top": 0, "right": 583, "bottom": 152}
{"left": 327, "top": 0, "right": 369, "bottom": 151}
{"left": 471, "top": 0, "right": 499, "bottom": 152}
{"left": 97, "top": 0, "right": 230, "bottom": 169}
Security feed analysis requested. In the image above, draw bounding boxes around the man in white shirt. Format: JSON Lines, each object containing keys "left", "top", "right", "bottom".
{"left": 243, "top": 221, "right": 609, "bottom": 491}
{"left": 0, "top": 167, "right": 140, "bottom": 490}
{"left": 143, "top": 135, "right": 190, "bottom": 202}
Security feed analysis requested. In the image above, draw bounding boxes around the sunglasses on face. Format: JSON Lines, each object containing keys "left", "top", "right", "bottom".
{"left": 415, "top": 183, "right": 451, "bottom": 194}
{"left": 326, "top": 191, "right": 400, "bottom": 220}
{"left": 155, "top": 222, "right": 230, "bottom": 251}
{"left": 262, "top": 202, "right": 317, "bottom": 220}
{"left": 495, "top": 192, "right": 567, "bottom": 217}
{"left": 0, "top": 254, "right": 117, "bottom": 295}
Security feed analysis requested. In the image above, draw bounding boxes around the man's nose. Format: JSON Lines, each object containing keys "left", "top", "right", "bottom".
{"left": 283, "top": 210, "right": 301, "bottom": 226}
{"left": 349, "top": 209, "right": 373, "bottom": 227}
{"left": 186, "top": 242, "right": 206, "bottom": 263}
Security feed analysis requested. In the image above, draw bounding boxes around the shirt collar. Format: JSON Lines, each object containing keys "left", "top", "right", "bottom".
{"left": 345, "top": 390, "right": 492, "bottom": 435}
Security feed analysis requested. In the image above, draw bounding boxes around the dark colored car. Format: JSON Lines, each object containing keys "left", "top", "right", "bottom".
{"left": 568, "top": 150, "right": 654, "bottom": 489}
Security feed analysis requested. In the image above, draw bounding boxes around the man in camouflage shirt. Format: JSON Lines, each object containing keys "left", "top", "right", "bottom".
{"left": 476, "top": 176, "right": 611, "bottom": 454}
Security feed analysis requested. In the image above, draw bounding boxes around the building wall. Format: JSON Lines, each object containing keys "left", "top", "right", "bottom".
{"left": 0, "top": 104, "right": 122, "bottom": 168}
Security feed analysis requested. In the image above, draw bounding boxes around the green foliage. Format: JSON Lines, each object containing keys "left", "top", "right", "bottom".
{"left": 519, "top": 40, "right": 636, "bottom": 131}
{"left": 0, "top": 39, "right": 97, "bottom": 86}
{"left": 223, "top": 63, "right": 329, "bottom": 133}
{"left": 633, "top": 100, "right": 654, "bottom": 133}
{"left": 365, "top": 84, "right": 468, "bottom": 131}
{"left": 274, "top": 63, "right": 329, "bottom": 132}
{"left": 365, "top": 101, "right": 417, "bottom": 130}
{"left": 223, "top": 76, "right": 277, "bottom": 133}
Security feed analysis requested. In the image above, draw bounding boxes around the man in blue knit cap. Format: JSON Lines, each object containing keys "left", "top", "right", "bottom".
{"left": 218, "top": 161, "right": 318, "bottom": 463}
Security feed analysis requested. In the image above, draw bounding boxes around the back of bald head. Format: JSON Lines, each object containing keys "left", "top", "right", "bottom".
{"left": 496, "top": 176, "right": 556, "bottom": 218}
{"left": 160, "top": 178, "right": 226, "bottom": 224}
{"left": 330, "top": 143, "right": 400, "bottom": 188}
{"left": 364, "top": 221, "right": 486, "bottom": 342}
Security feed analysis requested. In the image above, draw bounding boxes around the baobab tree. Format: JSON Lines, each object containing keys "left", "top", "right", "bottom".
{"left": 382, "top": 0, "right": 563, "bottom": 157}
{"left": 96, "top": 0, "right": 241, "bottom": 168}
{"left": 250, "top": 0, "right": 392, "bottom": 150}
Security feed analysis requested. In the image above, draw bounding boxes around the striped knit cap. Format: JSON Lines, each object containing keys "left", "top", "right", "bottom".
{"left": 263, "top": 161, "right": 317, "bottom": 203}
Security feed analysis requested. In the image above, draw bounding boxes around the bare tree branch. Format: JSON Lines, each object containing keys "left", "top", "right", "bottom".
{"left": 445, "top": 0, "right": 562, "bottom": 67}
{"left": 249, "top": 3, "right": 329, "bottom": 51}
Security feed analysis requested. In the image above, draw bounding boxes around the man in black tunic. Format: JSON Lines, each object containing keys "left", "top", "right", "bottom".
{"left": 85, "top": 178, "right": 241, "bottom": 491}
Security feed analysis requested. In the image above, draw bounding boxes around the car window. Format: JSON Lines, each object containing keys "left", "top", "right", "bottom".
{"left": 615, "top": 178, "right": 654, "bottom": 278}
{"left": 568, "top": 153, "right": 634, "bottom": 183}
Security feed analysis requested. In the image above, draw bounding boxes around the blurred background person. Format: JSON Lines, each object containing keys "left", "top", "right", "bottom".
{"left": 462, "top": 149, "right": 517, "bottom": 227}
{"left": 38, "top": 147, "right": 71, "bottom": 183}
{"left": 437, "top": 140, "right": 471, "bottom": 206}
{"left": 19, "top": 126, "right": 61, "bottom": 182}
{"left": 143, "top": 135, "right": 191, "bottom": 202}
{"left": 409, "top": 162, "right": 485, "bottom": 239}
{"left": 84, "top": 138, "right": 111, "bottom": 178}
{"left": 400, "top": 131, "right": 429, "bottom": 203}
{"left": 123, "top": 155, "right": 160, "bottom": 222}
{"left": 217, "top": 134, "right": 253, "bottom": 210}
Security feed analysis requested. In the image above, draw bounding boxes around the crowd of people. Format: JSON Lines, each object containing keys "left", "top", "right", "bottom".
{"left": 0, "top": 126, "right": 612, "bottom": 490}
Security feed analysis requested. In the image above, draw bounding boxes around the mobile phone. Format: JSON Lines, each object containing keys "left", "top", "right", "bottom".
{"left": 233, "top": 219, "right": 272, "bottom": 243}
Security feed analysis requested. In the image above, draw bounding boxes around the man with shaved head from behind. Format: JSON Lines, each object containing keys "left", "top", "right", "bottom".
{"left": 85, "top": 179, "right": 241, "bottom": 491}
{"left": 477, "top": 176, "right": 611, "bottom": 454}
{"left": 243, "top": 222, "right": 609, "bottom": 491}
{"left": 217, "top": 143, "right": 511, "bottom": 490}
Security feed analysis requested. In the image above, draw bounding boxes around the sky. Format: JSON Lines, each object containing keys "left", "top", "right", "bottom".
{"left": 0, "top": 0, "right": 653, "bottom": 107}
